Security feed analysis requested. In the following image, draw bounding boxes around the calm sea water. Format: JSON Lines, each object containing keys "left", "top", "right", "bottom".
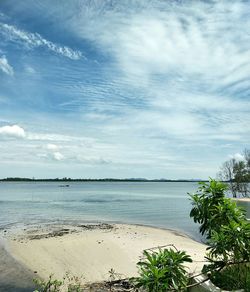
{"left": 0, "top": 182, "right": 249, "bottom": 240}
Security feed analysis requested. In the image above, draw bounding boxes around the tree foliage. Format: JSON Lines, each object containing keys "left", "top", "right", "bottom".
{"left": 218, "top": 148, "right": 250, "bottom": 197}
{"left": 190, "top": 179, "right": 250, "bottom": 290}
{"left": 207, "top": 220, "right": 250, "bottom": 264}
{"left": 189, "top": 179, "right": 245, "bottom": 239}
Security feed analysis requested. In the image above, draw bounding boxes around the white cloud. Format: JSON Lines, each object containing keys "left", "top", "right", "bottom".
{"left": 25, "top": 65, "right": 36, "bottom": 74}
{"left": 27, "top": 133, "right": 73, "bottom": 142}
{"left": 229, "top": 153, "right": 245, "bottom": 161}
{"left": 0, "top": 55, "right": 14, "bottom": 75}
{"left": 52, "top": 152, "right": 64, "bottom": 161}
{"left": 27, "top": 132, "right": 95, "bottom": 145}
{"left": 46, "top": 144, "right": 64, "bottom": 161}
{"left": 0, "top": 125, "right": 25, "bottom": 139}
{"left": 37, "top": 143, "right": 64, "bottom": 162}
{"left": 36, "top": 150, "right": 64, "bottom": 161}
{"left": 46, "top": 143, "right": 59, "bottom": 151}
{"left": 0, "top": 22, "right": 82, "bottom": 60}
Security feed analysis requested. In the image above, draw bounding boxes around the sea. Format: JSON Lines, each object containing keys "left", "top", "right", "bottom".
{"left": 0, "top": 181, "right": 249, "bottom": 241}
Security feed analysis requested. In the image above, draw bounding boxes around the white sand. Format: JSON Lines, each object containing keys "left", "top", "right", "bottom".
{"left": 232, "top": 197, "right": 250, "bottom": 202}
{"left": 7, "top": 224, "right": 207, "bottom": 283}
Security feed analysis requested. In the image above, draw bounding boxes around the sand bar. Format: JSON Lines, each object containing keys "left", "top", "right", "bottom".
{"left": 5, "top": 223, "right": 207, "bottom": 284}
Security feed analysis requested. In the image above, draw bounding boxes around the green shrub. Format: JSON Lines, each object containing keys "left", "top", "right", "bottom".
{"left": 190, "top": 179, "right": 250, "bottom": 291}
{"left": 189, "top": 179, "right": 245, "bottom": 239}
{"left": 33, "top": 275, "right": 63, "bottom": 292}
{"left": 135, "top": 248, "right": 192, "bottom": 292}
{"left": 207, "top": 220, "right": 250, "bottom": 264}
{"left": 33, "top": 273, "right": 82, "bottom": 292}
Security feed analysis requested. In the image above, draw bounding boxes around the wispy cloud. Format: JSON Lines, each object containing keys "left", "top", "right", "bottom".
{"left": 0, "top": 0, "right": 249, "bottom": 179}
{"left": 0, "top": 22, "right": 82, "bottom": 60}
{"left": 73, "top": 1, "right": 250, "bottom": 96}
{"left": 0, "top": 55, "right": 14, "bottom": 75}
{"left": 68, "top": 0, "right": 250, "bottom": 142}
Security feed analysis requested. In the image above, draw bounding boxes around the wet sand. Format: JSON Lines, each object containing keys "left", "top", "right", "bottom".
{"left": 0, "top": 241, "right": 35, "bottom": 292}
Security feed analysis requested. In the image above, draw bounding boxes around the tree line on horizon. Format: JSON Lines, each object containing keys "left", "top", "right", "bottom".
{"left": 1, "top": 148, "right": 249, "bottom": 198}
{"left": 0, "top": 177, "right": 206, "bottom": 182}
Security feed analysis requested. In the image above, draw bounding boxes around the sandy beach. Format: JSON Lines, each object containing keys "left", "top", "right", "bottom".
{"left": 3, "top": 223, "right": 207, "bottom": 286}
{"left": 232, "top": 197, "right": 250, "bottom": 202}
{"left": 0, "top": 239, "right": 35, "bottom": 292}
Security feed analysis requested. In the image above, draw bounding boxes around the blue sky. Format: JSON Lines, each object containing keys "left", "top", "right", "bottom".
{"left": 0, "top": 0, "right": 249, "bottom": 179}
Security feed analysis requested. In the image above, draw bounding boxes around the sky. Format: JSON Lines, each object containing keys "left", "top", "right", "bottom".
{"left": 0, "top": 0, "right": 249, "bottom": 179}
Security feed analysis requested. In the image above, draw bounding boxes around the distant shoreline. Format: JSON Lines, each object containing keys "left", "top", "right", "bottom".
{"left": 0, "top": 178, "right": 208, "bottom": 182}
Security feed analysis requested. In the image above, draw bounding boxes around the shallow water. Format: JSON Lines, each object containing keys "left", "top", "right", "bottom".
{"left": 2, "top": 181, "right": 249, "bottom": 240}
{"left": 0, "top": 181, "right": 203, "bottom": 239}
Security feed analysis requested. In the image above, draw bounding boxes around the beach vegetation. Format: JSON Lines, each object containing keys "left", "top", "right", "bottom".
{"left": 33, "top": 273, "right": 82, "bottom": 292}
{"left": 202, "top": 219, "right": 250, "bottom": 291}
{"left": 190, "top": 179, "right": 250, "bottom": 291}
{"left": 209, "top": 263, "right": 250, "bottom": 291}
{"left": 135, "top": 247, "right": 192, "bottom": 291}
{"left": 189, "top": 179, "right": 245, "bottom": 239}
{"left": 33, "top": 275, "right": 63, "bottom": 292}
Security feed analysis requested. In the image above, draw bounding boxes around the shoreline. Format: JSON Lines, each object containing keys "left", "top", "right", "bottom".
{"left": 0, "top": 240, "right": 35, "bottom": 292}
{"left": 2, "top": 222, "right": 207, "bottom": 286}
{"left": 1, "top": 219, "right": 201, "bottom": 243}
